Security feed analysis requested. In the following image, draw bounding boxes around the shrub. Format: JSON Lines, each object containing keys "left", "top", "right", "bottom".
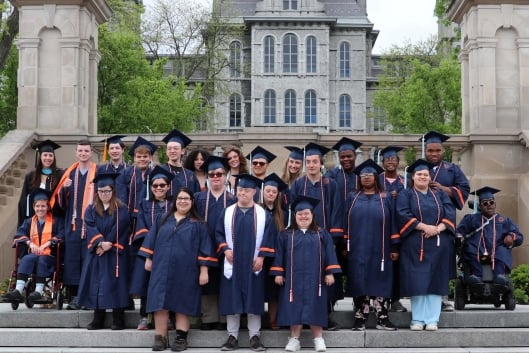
{"left": 510, "top": 264, "right": 529, "bottom": 304}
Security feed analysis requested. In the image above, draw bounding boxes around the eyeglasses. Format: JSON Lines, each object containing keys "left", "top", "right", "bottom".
{"left": 481, "top": 200, "right": 495, "bottom": 207}
{"left": 208, "top": 172, "right": 225, "bottom": 178}
{"left": 151, "top": 183, "right": 168, "bottom": 189}
{"left": 252, "top": 161, "right": 267, "bottom": 167}
{"left": 176, "top": 197, "right": 191, "bottom": 201}
{"left": 98, "top": 189, "right": 112, "bottom": 195}
{"left": 360, "top": 173, "right": 375, "bottom": 178}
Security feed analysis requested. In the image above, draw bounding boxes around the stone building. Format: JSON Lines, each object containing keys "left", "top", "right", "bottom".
{"left": 211, "top": 0, "right": 381, "bottom": 133}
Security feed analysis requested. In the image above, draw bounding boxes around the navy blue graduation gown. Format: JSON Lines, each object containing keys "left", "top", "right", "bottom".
{"left": 456, "top": 212, "right": 523, "bottom": 274}
{"left": 215, "top": 204, "right": 275, "bottom": 315}
{"left": 379, "top": 173, "right": 405, "bottom": 198}
{"left": 129, "top": 198, "right": 170, "bottom": 296}
{"left": 325, "top": 166, "right": 358, "bottom": 203}
{"left": 97, "top": 162, "right": 127, "bottom": 174}
{"left": 162, "top": 164, "right": 200, "bottom": 196}
{"left": 140, "top": 216, "right": 217, "bottom": 316}
{"left": 396, "top": 188, "right": 455, "bottom": 296}
{"left": 194, "top": 189, "right": 236, "bottom": 296}
{"left": 270, "top": 228, "right": 341, "bottom": 327}
{"left": 77, "top": 204, "right": 131, "bottom": 309}
{"left": 116, "top": 165, "right": 152, "bottom": 215}
{"left": 345, "top": 191, "right": 399, "bottom": 298}
{"left": 430, "top": 161, "right": 470, "bottom": 210}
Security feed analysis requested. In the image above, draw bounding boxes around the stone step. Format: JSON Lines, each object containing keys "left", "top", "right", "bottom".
{"left": 0, "top": 327, "right": 529, "bottom": 349}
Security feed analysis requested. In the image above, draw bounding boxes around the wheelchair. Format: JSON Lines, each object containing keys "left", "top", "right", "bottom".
{"left": 3, "top": 241, "right": 64, "bottom": 310}
{"left": 454, "top": 237, "right": 516, "bottom": 311}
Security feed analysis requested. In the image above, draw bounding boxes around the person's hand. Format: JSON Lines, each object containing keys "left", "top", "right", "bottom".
{"left": 325, "top": 274, "right": 335, "bottom": 286}
{"left": 504, "top": 234, "right": 514, "bottom": 248}
{"left": 199, "top": 272, "right": 209, "bottom": 285}
{"left": 252, "top": 257, "right": 263, "bottom": 272}
{"left": 224, "top": 249, "right": 233, "bottom": 264}
{"left": 63, "top": 178, "right": 72, "bottom": 188}
{"left": 100, "top": 241, "right": 113, "bottom": 252}
{"left": 390, "top": 252, "right": 399, "bottom": 261}
{"left": 422, "top": 224, "right": 439, "bottom": 237}
{"left": 275, "top": 276, "right": 284, "bottom": 286}
{"left": 145, "top": 258, "right": 152, "bottom": 272}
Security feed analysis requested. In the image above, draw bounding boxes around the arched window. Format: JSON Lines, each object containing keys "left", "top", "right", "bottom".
{"left": 304, "top": 90, "right": 317, "bottom": 124}
{"left": 264, "top": 90, "right": 276, "bottom": 124}
{"left": 306, "top": 36, "right": 317, "bottom": 73}
{"left": 229, "top": 41, "right": 242, "bottom": 78}
{"left": 339, "top": 42, "right": 350, "bottom": 78}
{"left": 339, "top": 94, "right": 351, "bottom": 128}
{"left": 283, "top": 34, "right": 298, "bottom": 73}
{"left": 264, "top": 36, "right": 275, "bottom": 73}
{"left": 283, "top": 0, "right": 298, "bottom": 10}
{"left": 229, "top": 94, "right": 242, "bottom": 127}
{"left": 284, "top": 89, "right": 297, "bottom": 124}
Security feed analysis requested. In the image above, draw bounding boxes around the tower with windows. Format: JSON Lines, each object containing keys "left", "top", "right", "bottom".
{"left": 213, "top": 0, "right": 378, "bottom": 132}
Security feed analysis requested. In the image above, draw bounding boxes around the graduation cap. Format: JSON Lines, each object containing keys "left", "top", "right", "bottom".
{"left": 263, "top": 173, "right": 288, "bottom": 193}
{"left": 304, "top": 142, "right": 331, "bottom": 157}
{"left": 379, "top": 146, "right": 403, "bottom": 161}
{"left": 26, "top": 188, "right": 52, "bottom": 217}
{"left": 472, "top": 186, "right": 500, "bottom": 201}
{"left": 201, "top": 156, "right": 229, "bottom": 172}
{"left": 93, "top": 172, "right": 120, "bottom": 188}
{"left": 407, "top": 159, "right": 434, "bottom": 173}
{"left": 284, "top": 146, "right": 304, "bottom": 161}
{"left": 291, "top": 195, "right": 320, "bottom": 213}
{"left": 234, "top": 173, "right": 262, "bottom": 189}
{"left": 100, "top": 135, "right": 126, "bottom": 162}
{"left": 246, "top": 146, "right": 277, "bottom": 163}
{"left": 162, "top": 129, "right": 192, "bottom": 148}
{"left": 149, "top": 165, "right": 174, "bottom": 182}
{"left": 128, "top": 136, "right": 157, "bottom": 157}
{"left": 32, "top": 140, "right": 61, "bottom": 168}
{"left": 353, "top": 159, "right": 384, "bottom": 176}
{"left": 422, "top": 131, "right": 450, "bottom": 145}
{"left": 331, "top": 137, "right": 362, "bottom": 152}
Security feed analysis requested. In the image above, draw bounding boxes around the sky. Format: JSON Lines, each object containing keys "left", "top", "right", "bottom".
{"left": 142, "top": 0, "right": 439, "bottom": 54}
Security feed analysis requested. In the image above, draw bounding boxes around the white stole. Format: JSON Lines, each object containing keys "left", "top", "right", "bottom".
{"left": 223, "top": 203, "right": 266, "bottom": 279}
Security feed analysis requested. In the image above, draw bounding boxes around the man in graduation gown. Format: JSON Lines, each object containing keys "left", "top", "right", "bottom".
{"left": 324, "top": 137, "right": 362, "bottom": 203}
{"left": 215, "top": 174, "right": 274, "bottom": 352}
{"left": 97, "top": 135, "right": 128, "bottom": 174}
{"left": 456, "top": 187, "right": 523, "bottom": 284}
{"left": 245, "top": 145, "right": 277, "bottom": 203}
{"left": 161, "top": 129, "right": 200, "bottom": 195}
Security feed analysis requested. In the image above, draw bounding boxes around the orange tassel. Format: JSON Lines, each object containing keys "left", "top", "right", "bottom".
{"left": 102, "top": 140, "right": 108, "bottom": 162}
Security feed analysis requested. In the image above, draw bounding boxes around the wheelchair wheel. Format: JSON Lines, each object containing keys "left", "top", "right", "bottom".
{"left": 505, "top": 292, "right": 516, "bottom": 311}
{"left": 454, "top": 278, "right": 466, "bottom": 310}
{"left": 55, "top": 290, "right": 64, "bottom": 310}
{"left": 11, "top": 302, "right": 19, "bottom": 310}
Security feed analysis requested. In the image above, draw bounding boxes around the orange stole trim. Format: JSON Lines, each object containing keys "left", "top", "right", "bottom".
{"left": 259, "top": 247, "right": 275, "bottom": 253}
{"left": 140, "top": 246, "right": 154, "bottom": 255}
{"left": 270, "top": 266, "right": 284, "bottom": 272}
{"left": 88, "top": 234, "right": 104, "bottom": 248}
{"left": 399, "top": 218, "right": 417, "bottom": 234}
{"left": 325, "top": 264, "right": 341, "bottom": 271}
{"left": 30, "top": 214, "right": 54, "bottom": 256}
{"left": 217, "top": 242, "right": 227, "bottom": 254}
{"left": 442, "top": 218, "right": 455, "bottom": 229}
{"left": 452, "top": 187, "right": 465, "bottom": 207}
{"left": 198, "top": 256, "right": 218, "bottom": 262}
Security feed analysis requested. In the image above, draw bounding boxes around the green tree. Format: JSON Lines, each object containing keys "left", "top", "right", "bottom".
{"left": 0, "top": 44, "right": 17, "bottom": 135}
{"left": 372, "top": 37, "right": 462, "bottom": 134}
{"left": 0, "top": 2, "right": 18, "bottom": 72}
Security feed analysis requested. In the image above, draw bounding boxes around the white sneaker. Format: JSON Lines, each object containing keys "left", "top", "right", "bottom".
{"left": 425, "top": 323, "right": 438, "bottom": 331}
{"left": 313, "top": 337, "right": 326, "bottom": 352}
{"left": 285, "top": 337, "right": 300, "bottom": 352}
{"left": 410, "top": 323, "right": 424, "bottom": 331}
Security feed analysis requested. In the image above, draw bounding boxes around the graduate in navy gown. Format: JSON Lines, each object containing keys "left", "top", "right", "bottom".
{"left": 345, "top": 159, "right": 399, "bottom": 331}
{"left": 280, "top": 146, "right": 304, "bottom": 208}
{"left": 270, "top": 195, "right": 341, "bottom": 352}
{"left": 215, "top": 174, "right": 274, "bottom": 352}
{"left": 456, "top": 187, "right": 523, "bottom": 284}
{"left": 140, "top": 187, "right": 217, "bottom": 351}
{"left": 97, "top": 135, "right": 128, "bottom": 174}
{"left": 78, "top": 172, "right": 131, "bottom": 330}
{"left": 378, "top": 146, "right": 407, "bottom": 313}
{"left": 194, "top": 156, "right": 236, "bottom": 330}
{"left": 161, "top": 129, "right": 200, "bottom": 195}
{"left": 260, "top": 173, "right": 288, "bottom": 331}
{"left": 246, "top": 145, "right": 277, "bottom": 203}
{"left": 129, "top": 166, "right": 173, "bottom": 331}
{"left": 52, "top": 139, "right": 97, "bottom": 309}
{"left": 290, "top": 142, "right": 344, "bottom": 330}
{"left": 422, "top": 131, "right": 470, "bottom": 311}
{"left": 324, "top": 137, "right": 363, "bottom": 203}
{"left": 396, "top": 159, "right": 455, "bottom": 331}
{"left": 3, "top": 189, "right": 64, "bottom": 303}
{"left": 223, "top": 146, "right": 249, "bottom": 195}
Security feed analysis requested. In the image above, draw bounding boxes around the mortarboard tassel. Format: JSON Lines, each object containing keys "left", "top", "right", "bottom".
{"left": 26, "top": 194, "right": 30, "bottom": 217}
{"left": 34, "top": 147, "right": 39, "bottom": 168}
{"left": 380, "top": 259, "right": 384, "bottom": 272}
{"left": 473, "top": 191, "right": 478, "bottom": 214}
{"left": 102, "top": 140, "right": 108, "bottom": 162}
{"left": 145, "top": 175, "right": 150, "bottom": 200}
{"left": 404, "top": 166, "right": 409, "bottom": 190}
{"left": 421, "top": 134, "right": 426, "bottom": 159}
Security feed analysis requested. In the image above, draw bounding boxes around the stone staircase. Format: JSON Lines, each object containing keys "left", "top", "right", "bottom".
{"left": 1, "top": 300, "right": 528, "bottom": 351}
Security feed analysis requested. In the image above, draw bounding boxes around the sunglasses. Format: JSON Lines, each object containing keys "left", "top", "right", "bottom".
{"left": 481, "top": 200, "right": 495, "bottom": 207}
{"left": 208, "top": 172, "right": 225, "bottom": 178}
{"left": 360, "top": 173, "right": 375, "bottom": 178}
{"left": 151, "top": 183, "right": 168, "bottom": 189}
{"left": 252, "top": 161, "right": 267, "bottom": 167}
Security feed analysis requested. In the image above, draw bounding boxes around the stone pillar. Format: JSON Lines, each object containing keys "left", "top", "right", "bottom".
{"left": 12, "top": 0, "right": 111, "bottom": 135}
{"left": 449, "top": 0, "right": 529, "bottom": 266}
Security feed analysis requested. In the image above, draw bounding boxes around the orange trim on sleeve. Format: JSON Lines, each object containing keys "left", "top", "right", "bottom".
{"left": 88, "top": 234, "right": 104, "bottom": 248}
{"left": 270, "top": 266, "right": 284, "bottom": 272}
{"left": 134, "top": 228, "right": 148, "bottom": 237}
{"left": 217, "top": 242, "right": 227, "bottom": 254}
{"left": 442, "top": 218, "right": 455, "bottom": 230}
{"left": 390, "top": 233, "right": 400, "bottom": 240}
{"left": 325, "top": 264, "right": 341, "bottom": 271}
{"left": 139, "top": 246, "right": 153, "bottom": 255}
{"left": 198, "top": 256, "right": 218, "bottom": 262}
{"left": 399, "top": 218, "right": 417, "bottom": 234}
{"left": 112, "top": 243, "right": 124, "bottom": 250}
{"left": 452, "top": 187, "right": 465, "bottom": 207}
{"left": 344, "top": 234, "right": 349, "bottom": 239}
{"left": 329, "top": 228, "right": 344, "bottom": 233}
{"left": 259, "top": 247, "right": 275, "bottom": 253}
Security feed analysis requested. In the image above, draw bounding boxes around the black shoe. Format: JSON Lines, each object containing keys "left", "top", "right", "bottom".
{"left": 325, "top": 318, "right": 339, "bottom": 331}
{"left": 389, "top": 300, "right": 408, "bottom": 312}
{"left": 220, "top": 335, "right": 239, "bottom": 351}
{"left": 125, "top": 297, "right": 135, "bottom": 310}
{"left": 376, "top": 316, "right": 397, "bottom": 331}
{"left": 441, "top": 301, "right": 454, "bottom": 312}
{"left": 67, "top": 296, "right": 81, "bottom": 310}
{"left": 87, "top": 310, "right": 106, "bottom": 330}
{"left": 111, "top": 308, "right": 125, "bottom": 330}
{"left": 352, "top": 317, "right": 365, "bottom": 331}
{"left": 2, "top": 289, "right": 23, "bottom": 302}
{"left": 28, "top": 291, "right": 42, "bottom": 301}
{"left": 171, "top": 337, "right": 187, "bottom": 351}
{"left": 249, "top": 335, "right": 265, "bottom": 352}
{"left": 152, "top": 335, "right": 168, "bottom": 351}
{"left": 200, "top": 322, "right": 218, "bottom": 330}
